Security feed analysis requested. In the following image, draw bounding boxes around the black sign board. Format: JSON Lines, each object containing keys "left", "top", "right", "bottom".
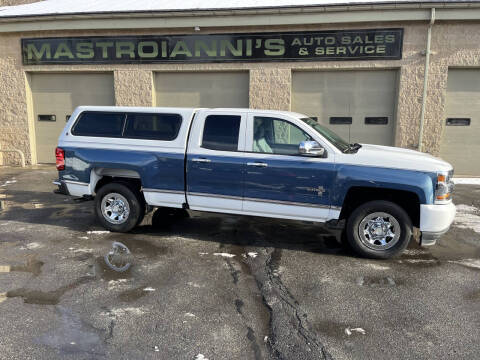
{"left": 330, "top": 117, "right": 353, "bottom": 125}
{"left": 22, "top": 28, "right": 403, "bottom": 65}
{"left": 365, "top": 117, "right": 389, "bottom": 125}
{"left": 446, "top": 118, "right": 471, "bottom": 126}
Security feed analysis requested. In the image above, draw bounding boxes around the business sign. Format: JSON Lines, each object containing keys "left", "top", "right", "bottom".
{"left": 22, "top": 28, "right": 403, "bottom": 65}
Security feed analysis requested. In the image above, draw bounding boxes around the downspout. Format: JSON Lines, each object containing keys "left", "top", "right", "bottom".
{"left": 418, "top": 7, "right": 435, "bottom": 152}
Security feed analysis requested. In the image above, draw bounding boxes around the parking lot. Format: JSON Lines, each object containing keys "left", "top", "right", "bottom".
{"left": 0, "top": 165, "right": 479, "bottom": 360}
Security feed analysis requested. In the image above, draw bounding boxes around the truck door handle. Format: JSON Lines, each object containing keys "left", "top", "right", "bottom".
{"left": 247, "top": 162, "right": 268, "bottom": 167}
{"left": 192, "top": 158, "right": 211, "bottom": 163}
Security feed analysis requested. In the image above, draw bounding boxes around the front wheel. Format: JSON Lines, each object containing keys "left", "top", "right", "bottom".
{"left": 94, "top": 183, "right": 145, "bottom": 232}
{"left": 345, "top": 200, "right": 412, "bottom": 259}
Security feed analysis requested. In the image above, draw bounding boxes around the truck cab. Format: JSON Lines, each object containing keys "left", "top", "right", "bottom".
{"left": 54, "top": 106, "right": 456, "bottom": 259}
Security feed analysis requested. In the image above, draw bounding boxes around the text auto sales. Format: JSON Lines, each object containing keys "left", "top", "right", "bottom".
{"left": 22, "top": 30, "right": 403, "bottom": 64}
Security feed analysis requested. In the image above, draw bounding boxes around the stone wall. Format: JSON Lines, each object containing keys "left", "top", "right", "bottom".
{"left": 0, "top": 21, "right": 479, "bottom": 165}
{"left": 0, "top": 0, "right": 39, "bottom": 6}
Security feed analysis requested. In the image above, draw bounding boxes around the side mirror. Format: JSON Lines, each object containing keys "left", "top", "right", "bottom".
{"left": 299, "top": 141, "right": 325, "bottom": 157}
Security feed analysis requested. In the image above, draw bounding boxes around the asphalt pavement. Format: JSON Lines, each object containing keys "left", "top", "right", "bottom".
{"left": 0, "top": 165, "right": 478, "bottom": 360}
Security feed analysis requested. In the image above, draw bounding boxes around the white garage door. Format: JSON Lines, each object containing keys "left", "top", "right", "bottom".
{"left": 292, "top": 70, "right": 398, "bottom": 146}
{"left": 440, "top": 69, "right": 480, "bottom": 176}
{"left": 31, "top": 73, "right": 114, "bottom": 163}
{"left": 155, "top": 72, "right": 249, "bottom": 108}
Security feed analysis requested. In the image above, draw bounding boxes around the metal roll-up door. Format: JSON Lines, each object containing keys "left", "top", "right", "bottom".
{"left": 292, "top": 70, "right": 398, "bottom": 146}
{"left": 31, "top": 73, "right": 114, "bottom": 163}
{"left": 154, "top": 72, "right": 249, "bottom": 108}
{"left": 440, "top": 69, "right": 480, "bottom": 176}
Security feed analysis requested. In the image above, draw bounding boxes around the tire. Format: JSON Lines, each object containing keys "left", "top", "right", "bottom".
{"left": 152, "top": 207, "right": 189, "bottom": 228}
{"left": 94, "top": 182, "right": 145, "bottom": 232}
{"left": 345, "top": 200, "right": 412, "bottom": 259}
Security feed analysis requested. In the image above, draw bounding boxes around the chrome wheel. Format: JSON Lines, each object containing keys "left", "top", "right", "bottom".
{"left": 101, "top": 193, "right": 130, "bottom": 224}
{"left": 358, "top": 212, "right": 401, "bottom": 250}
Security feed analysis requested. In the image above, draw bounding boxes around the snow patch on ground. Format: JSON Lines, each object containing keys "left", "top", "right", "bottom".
{"left": 187, "top": 282, "right": 203, "bottom": 288}
{"left": 345, "top": 327, "right": 366, "bottom": 335}
{"left": 453, "top": 178, "right": 480, "bottom": 185}
{"left": 87, "top": 230, "right": 110, "bottom": 235}
{"left": 101, "top": 307, "right": 144, "bottom": 317}
{"left": 107, "top": 279, "right": 128, "bottom": 290}
{"left": 213, "top": 253, "right": 235, "bottom": 258}
{"left": 0, "top": 180, "right": 17, "bottom": 187}
{"left": 195, "top": 354, "right": 209, "bottom": 360}
{"left": 143, "top": 287, "right": 155, "bottom": 292}
{"left": 454, "top": 204, "right": 480, "bottom": 234}
{"left": 69, "top": 248, "right": 93, "bottom": 253}
{"left": 448, "top": 259, "right": 480, "bottom": 270}
{"left": 21, "top": 242, "right": 42, "bottom": 250}
{"left": 365, "top": 263, "right": 390, "bottom": 270}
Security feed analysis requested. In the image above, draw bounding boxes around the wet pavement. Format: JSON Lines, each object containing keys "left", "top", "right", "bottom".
{"left": 0, "top": 165, "right": 479, "bottom": 360}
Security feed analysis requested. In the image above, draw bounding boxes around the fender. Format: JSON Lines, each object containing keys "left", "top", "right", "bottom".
{"left": 60, "top": 147, "right": 184, "bottom": 195}
{"left": 332, "top": 164, "right": 436, "bottom": 207}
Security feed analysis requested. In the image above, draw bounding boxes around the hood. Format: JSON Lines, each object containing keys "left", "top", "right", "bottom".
{"left": 335, "top": 144, "right": 453, "bottom": 173}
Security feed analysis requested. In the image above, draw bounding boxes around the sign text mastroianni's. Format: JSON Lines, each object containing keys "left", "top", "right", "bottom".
{"left": 22, "top": 29, "right": 403, "bottom": 65}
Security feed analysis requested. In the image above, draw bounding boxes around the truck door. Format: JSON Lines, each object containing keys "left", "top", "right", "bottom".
{"left": 186, "top": 110, "right": 247, "bottom": 212}
{"left": 243, "top": 113, "right": 337, "bottom": 222}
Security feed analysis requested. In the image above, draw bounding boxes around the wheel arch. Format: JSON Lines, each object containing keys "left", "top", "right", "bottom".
{"left": 339, "top": 186, "right": 421, "bottom": 227}
{"left": 91, "top": 168, "right": 143, "bottom": 194}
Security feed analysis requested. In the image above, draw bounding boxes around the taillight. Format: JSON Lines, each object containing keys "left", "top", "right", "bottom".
{"left": 55, "top": 147, "right": 65, "bottom": 171}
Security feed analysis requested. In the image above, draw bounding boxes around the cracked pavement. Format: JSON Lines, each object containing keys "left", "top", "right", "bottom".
{"left": 0, "top": 165, "right": 479, "bottom": 359}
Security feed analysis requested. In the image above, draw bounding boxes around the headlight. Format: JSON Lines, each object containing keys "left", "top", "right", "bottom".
{"left": 435, "top": 170, "right": 454, "bottom": 204}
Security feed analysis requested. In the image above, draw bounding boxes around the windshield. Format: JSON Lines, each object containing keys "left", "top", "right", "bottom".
{"left": 299, "top": 117, "right": 351, "bottom": 152}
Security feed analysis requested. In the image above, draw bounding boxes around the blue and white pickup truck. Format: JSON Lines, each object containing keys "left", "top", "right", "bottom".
{"left": 54, "top": 106, "right": 456, "bottom": 259}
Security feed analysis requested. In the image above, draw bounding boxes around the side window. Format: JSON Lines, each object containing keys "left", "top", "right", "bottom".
{"left": 72, "top": 112, "right": 125, "bottom": 137}
{"left": 253, "top": 116, "right": 312, "bottom": 155}
{"left": 124, "top": 113, "right": 182, "bottom": 141}
{"left": 202, "top": 115, "right": 241, "bottom": 151}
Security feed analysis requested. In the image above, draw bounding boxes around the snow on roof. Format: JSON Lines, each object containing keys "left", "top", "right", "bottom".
{"left": 0, "top": 0, "right": 477, "bottom": 18}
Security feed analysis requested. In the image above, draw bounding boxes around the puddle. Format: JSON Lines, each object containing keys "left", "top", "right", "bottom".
{"left": 465, "top": 289, "right": 480, "bottom": 301}
{"left": 235, "top": 299, "right": 244, "bottom": 315}
{"left": 10, "top": 256, "right": 44, "bottom": 276}
{"left": 94, "top": 241, "right": 135, "bottom": 280}
{"left": 95, "top": 256, "right": 133, "bottom": 281}
{"left": 118, "top": 286, "right": 151, "bottom": 302}
{"left": 314, "top": 320, "right": 350, "bottom": 339}
{"left": 356, "top": 276, "right": 398, "bottom": 287}
{"left": 35, "top": 306, "right": 105, "bottom": 356}
{"left": 6, "top": 276, "right": 93, "bottom": 305}
{"left": 109, "top": 238, "right": 168, "bottom": 258}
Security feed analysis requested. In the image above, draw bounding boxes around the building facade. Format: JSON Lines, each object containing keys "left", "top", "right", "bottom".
{"left": 0, "top": 0, "right": 479, "bottom": 175}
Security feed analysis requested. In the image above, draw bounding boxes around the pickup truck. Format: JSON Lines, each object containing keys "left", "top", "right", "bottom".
{"left": 54, "top": 106, "right": 456, "bottom": 259}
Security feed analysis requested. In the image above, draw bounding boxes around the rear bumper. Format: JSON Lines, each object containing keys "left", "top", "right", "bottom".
{"left": 53, "top": 179, "right": 70, "bottom": 196}
{"left": 419, "top": 202, "right": 456, "bottom": 246}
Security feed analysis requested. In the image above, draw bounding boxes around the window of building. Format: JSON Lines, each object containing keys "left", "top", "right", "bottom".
{"left": 202, "top": 115, "right": 241, "bottom": 151}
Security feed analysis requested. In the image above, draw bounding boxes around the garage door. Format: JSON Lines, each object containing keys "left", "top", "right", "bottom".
{"left": 292, "top": 70, "right": 398, "bottom": 146}
{"left": 155, "top": 72, "right": 249, "bottom": 108}
{"left": 31, "top": 73, "right": 114, "bottom": 163}
{"left": 440, "top": 69, "right": 480, "bottom": 176}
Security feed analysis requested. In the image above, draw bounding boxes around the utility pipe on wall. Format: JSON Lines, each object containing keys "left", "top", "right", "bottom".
{"left": 418, "top": 7, "right": 436, "bottom": 152}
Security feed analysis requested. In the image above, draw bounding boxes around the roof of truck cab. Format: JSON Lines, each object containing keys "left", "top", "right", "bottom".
{"left": 73, "top": 106, "right": 307, "bottom": 118}
{"left": 208, "top": 108, "right": 308, "bottom": 118}
{"left": 74, "top": 106, "right": 199, "bottom": 113}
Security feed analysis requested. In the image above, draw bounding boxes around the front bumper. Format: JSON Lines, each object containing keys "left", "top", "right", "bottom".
{"left": 419, "top": 202, "right": 456, "bottom": 246}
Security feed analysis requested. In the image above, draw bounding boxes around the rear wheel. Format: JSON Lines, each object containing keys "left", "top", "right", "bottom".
{"left": 346, "top": 200, "right": 412, "bottom": 259}
{"left": 95, "top": 183, "right": 145, "bottom": 232}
